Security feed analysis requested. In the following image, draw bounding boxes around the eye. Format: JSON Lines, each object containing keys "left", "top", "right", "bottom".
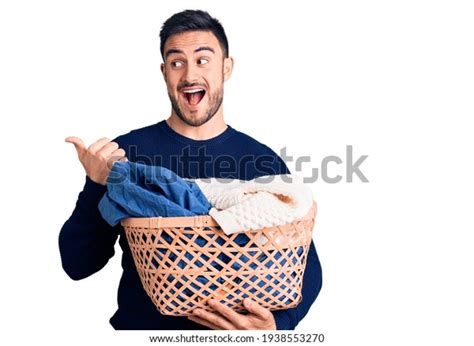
{"left": 171, "top": 60, "right": 184, "bottom": 68}
{"left": 197, "top": 58, "right": 209, "bottom": 65}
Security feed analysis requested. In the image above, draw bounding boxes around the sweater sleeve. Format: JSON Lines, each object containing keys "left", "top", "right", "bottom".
{"left": 58, "top": 176, "right": 120, "bottom": 280}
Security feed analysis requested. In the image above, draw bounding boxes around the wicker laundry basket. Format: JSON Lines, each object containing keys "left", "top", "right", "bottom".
{"left": 121, "top": 202, "right": 317, "bottom": 316}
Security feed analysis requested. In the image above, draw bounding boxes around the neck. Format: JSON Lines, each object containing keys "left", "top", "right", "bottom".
{"left": 166, "top": 110, "right": 227, "bottom": 140}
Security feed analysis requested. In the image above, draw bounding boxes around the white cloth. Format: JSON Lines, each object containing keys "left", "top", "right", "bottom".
{"left": 194, "top": 174, "right": 313, "bottom": 235}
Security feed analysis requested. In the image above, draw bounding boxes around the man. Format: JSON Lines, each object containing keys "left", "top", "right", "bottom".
{"left": 60, "top": 9, "right": 322, "bottom": 330}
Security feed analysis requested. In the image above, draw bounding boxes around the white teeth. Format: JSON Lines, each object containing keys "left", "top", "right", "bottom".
{"left": 182, "top": 89, "right": 204, "bottom": 94}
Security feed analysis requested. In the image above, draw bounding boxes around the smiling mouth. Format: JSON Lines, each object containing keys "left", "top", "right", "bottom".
{"left": 182, "top": 88, "right": 206, "bottom": 106}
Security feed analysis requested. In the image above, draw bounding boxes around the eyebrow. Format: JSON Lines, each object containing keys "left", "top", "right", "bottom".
{"left": 164, "top": 46, "right": 215, "bottom": 59}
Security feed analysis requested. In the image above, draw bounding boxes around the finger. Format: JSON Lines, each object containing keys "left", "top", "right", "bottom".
{"left": 208, "top": 299, "right": 246, "bottom": 328}
{"left": 88, "top": 137, "right": 111, "bottom": 154}
{"left": 96, "top": 141, "right": 119, "bottom": 158}
{"left": 107, "top": 149, "right": 126, "bottom": 169}
{"left": 187, "top": 315, "right": 220, "bottom": 330}
{"left": 110, "top": 148, "right": 126, "bottom": 159}
{"left": 65, "top": 136, "right": 86, "bottom": 155}
{"left": 243, "top": 298, "right": 272, "bottom": 320}
{"left": 191, "top": 308, "right": 236, "bottom": 330}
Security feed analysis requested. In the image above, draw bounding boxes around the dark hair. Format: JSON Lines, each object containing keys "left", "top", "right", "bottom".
{"left": 160, "top": 10, "right": 229, "bottom": 59}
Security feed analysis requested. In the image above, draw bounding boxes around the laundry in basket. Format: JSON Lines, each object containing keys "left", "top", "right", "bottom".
{"left": 98, "top": 161, "right": 317, "bottom": 315}
{"left": 121, "top": 204, "right": 316, "bottom": 316}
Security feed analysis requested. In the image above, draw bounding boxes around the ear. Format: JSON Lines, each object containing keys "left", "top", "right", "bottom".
{"left": 223, "top": 56, "right": 234, "bottom": 82}
{"left": 160, "top": 63, "right": 167, "bottom": 82}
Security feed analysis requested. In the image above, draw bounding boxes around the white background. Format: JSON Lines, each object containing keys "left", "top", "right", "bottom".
{"left": 1, "top": 0, "right": 473, "bottom": 345}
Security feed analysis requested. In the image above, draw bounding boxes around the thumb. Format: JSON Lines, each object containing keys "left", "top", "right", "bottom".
{"left": 65, "top": 136, "right": 86, "bottom": 156}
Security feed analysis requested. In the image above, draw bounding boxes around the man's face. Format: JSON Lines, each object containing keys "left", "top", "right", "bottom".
{"left": 161, "top": 31, "right": 233, "bottom": 127}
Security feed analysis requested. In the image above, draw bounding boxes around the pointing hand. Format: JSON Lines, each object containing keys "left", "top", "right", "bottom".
{"left": 65, "top": 136, "right": 127, "bottom": 185}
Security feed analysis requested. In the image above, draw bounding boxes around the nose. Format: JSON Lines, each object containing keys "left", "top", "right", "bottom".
{"left": 183, "top": 63, "right": 200, "bottom": 83}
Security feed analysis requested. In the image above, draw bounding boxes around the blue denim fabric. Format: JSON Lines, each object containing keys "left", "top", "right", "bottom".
{"left": 98, "top": 161, "right": 212, "bottom": 226}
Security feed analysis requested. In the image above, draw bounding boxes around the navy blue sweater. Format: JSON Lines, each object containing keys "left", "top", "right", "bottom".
{"left": 59, "top": 120, "right": 322, "bottom": 330}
